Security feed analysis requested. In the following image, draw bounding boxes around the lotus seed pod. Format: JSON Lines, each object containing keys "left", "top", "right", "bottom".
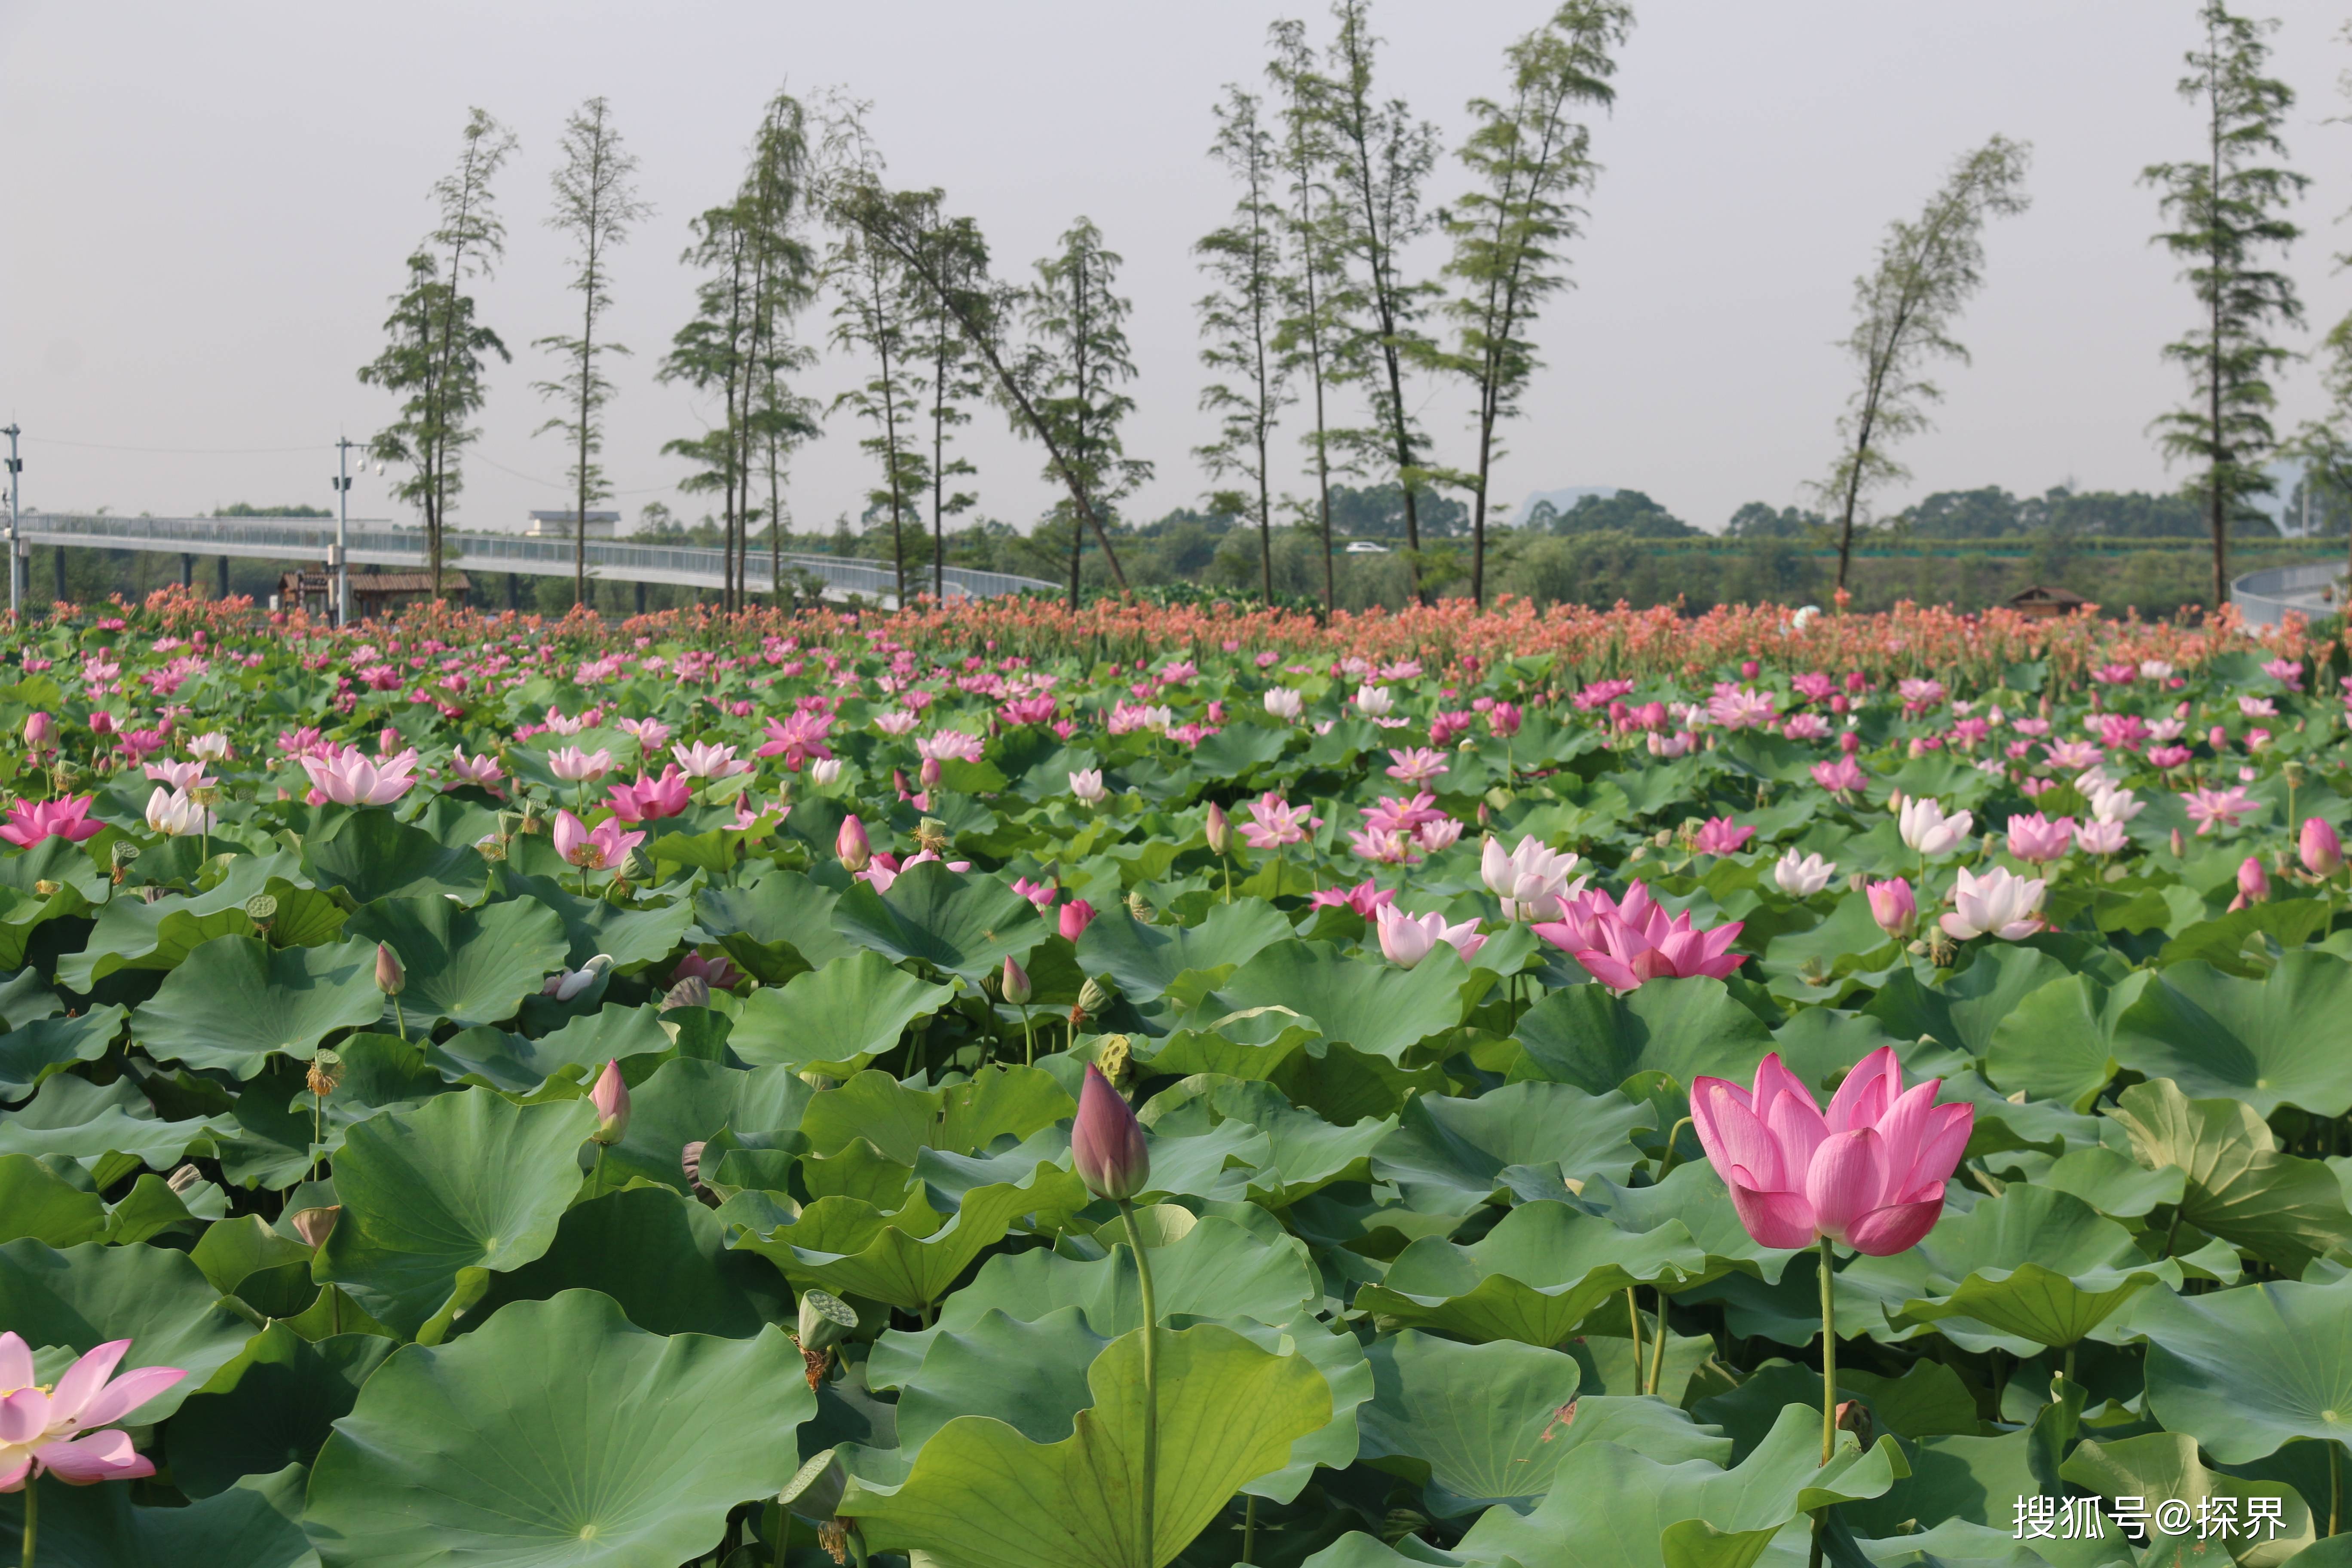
{"left": 780, "top": 1448, "right": 850, "bottom": 1526}
{"left": 621, "top": 846, "right": 656, "bottom": 883}
{"left": 796, "top": 1289, "right": 859, "bottom": 1353}
{"left": 243, "top": 893, "right": 278, "bottom": 925}
{"left": 166, "top": 1163, "right": 203, "bottom": 1196}
{"left": 1076, "top": 975, "right": 1114, "bottom": 1017}
{"left": 1126, "top": 889, "right": 1155, "bottom": 924}
{"left": 111, "top": 840, "right": 141, "bottom": 870}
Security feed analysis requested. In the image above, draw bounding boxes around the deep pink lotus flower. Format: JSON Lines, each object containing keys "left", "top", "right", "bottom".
{"left": 2004, "top": 812, "right": 2074, "bottom": 864}
{"left": 1692, "top": 1047, "right": 1972, "bottom": 1256}
{"left": 1072, "top": 1064, "right": 1149, "bottom": 1202}
{"left": 0, "top": 1332, "right": 185, "bottom": 1490}
{"left": 671, "top": 951, "right": 744, "bottom": 992}
{"left": 836, "top": 814, "right": 871, "bottom": 872}
{"left": 302, "top": 745, "right": 419, "bottom": 806}
{"left": 552, "top": 809, "right": 644, "bottom": 873}
{"left": 1059, "top": 899, "right": 1097, "bottom": 941}
{"left": 1812, "top": 756, "right": 1866, "bottom": 795}
{"left": 2303, "top": 817, "right": 2344, "bottom": 877}
{"left": 756, "top": 709, "right": 835, "bottom": 771}
{"left": 1691, "top": 817, "right": 1753, "bottom": 856}
{"left": 0, "top": 795, "right": 103, "bottom": 848}
{"left": 1534, "top": 881, "right": 1743, "bottom": 991}
{"left": 445, "top": 747, "right": 504, "bottom": 789}
{"left": 1308, "top": 878, "right": 1396, "bottom": 921}
{"left": 606, "top": 766, "right": 691, "bottom": 824}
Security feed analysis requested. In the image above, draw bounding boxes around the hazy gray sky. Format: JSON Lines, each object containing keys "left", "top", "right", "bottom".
{"left": 3, "top": 1, "right": 2349, "bottom": 541}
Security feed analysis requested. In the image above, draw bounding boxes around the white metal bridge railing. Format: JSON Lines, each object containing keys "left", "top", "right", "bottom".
{"left": 10, "top": 513, "right": 1058, "bottom": 604}
{"left": 2231, "top": 560, "right": 2347, "bottom": 632}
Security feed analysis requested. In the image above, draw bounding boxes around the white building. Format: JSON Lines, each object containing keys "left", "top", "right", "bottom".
{"left": 526, "top": 509, "right": 620, "bottom": 539}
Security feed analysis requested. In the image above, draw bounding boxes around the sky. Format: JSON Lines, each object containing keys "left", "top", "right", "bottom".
{"left": 3, "top": 0, "right": 2349, "bottom": 544}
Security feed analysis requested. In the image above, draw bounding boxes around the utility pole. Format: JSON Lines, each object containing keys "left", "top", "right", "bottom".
{"left": 3, "top": 424, "right": 21, "bottom": 621}
{"left": 333, "top": 436, "right": 358, "bottom": 625}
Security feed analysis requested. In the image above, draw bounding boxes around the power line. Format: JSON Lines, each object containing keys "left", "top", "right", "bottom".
{"left": 30, "top": 437, "right": 330, "bottom": 455}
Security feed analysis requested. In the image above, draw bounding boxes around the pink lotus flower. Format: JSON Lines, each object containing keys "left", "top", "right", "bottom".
{"left": 2074, "top": 819, "right": 2129, "bottom": 856}
{"left": 1384, "top": 747, "right": 1450, "bottom": 785}
{"left": 552, "top": 809, "right": 644, "bottom": 873}
{"left": 302, "top": 745, "right": 420, "bottom": 807}
{"left": 670, "top": 741, "right": 748, "bottom": 780}
{"left": 756, "top": 709, "right": 836, "bottom": 770}
{"left": 916, "top": 729, "right": 986, "bottom": 766}
{"left": 2004, "top": 812, "right": 2074, "bottom": 864}
{"left": 1812, "top": 756, "right": 1867, "bottom": 796}
{"left": 606, "top": 766, "right": 691, "bottom": 824}
{"left": 618, "top": 716, "right": 673, "bottom": 752}
{"left": 1011, "top": 876, "right": 1059, "bottom": 911}
{"left": 0, "top": 1332, "right": 186, "bottom": 1490}
{"left": 1073, "top": 1064, "right": 1148, "bottom": 1202}
{"left": 1691, "top": 1047, "right": 1971, "bottom": 1255}
{"left": 1534, "top": 881, "right": 1743, "bottom": 991}
{"left": 1485, "top": 701, "right": 1522, "bottom": 738}
{"left": 671, "top": 951, "right": 745, "bottom": 992}
{"left": 1058, "top": 899, "right": 1097, "bottom": 941}
{"left": 446, "top": 747, "right": 504, "bottom": 789}
{"left": 1309, "top": 879, "right": 1396, "bottom": 921}
{"left": 548, "top": 746, "right": 615, "bottom": 785}
{"left": 2182, "top": 785, "right": 2255, "bottom": 836}
{"left": 1416, "top": 818, "right": 1463, "bottom": 854}
{"left": 2302, "top": 817, "right": 2343, "bottom": 877}
{"left": 1375, "top": 904, "right": 1486, "bottom": 968}
{"left": 1348, "top": 826, "right": 1415, "bottom": 864}
{"left": 143, "top": 759, "right": 208, "bottom": 792}
{"left": 2148, "top": 745, "right": 2192, "bottom": 770}
{"left": 1241, "top": 792, "right": 1317, "bottom": 851}
{"left": 1867, "top": 877, "right": 1916, "bottom": 938}
{"left": 2233, "top": 855, "right": 2270, "bottom": 907}
{"left": 0, "top": 796, "right": 103, "bottom": 848}
{"left": 1691, "top": 817, "right": 1753, "bottom": 856}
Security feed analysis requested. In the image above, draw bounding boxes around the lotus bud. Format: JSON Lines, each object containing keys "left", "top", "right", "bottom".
{"left": 1866, "top": 877, "right": 1917, "bottom": 939}
{"left": 2237, "top": 855, "right": 2270, "bottom": 905}
{"left": 836, "top": 813, "right": 871, "bottom": 873}
{"left": 589, "top": 1059, "right": 631, "bottom": 1145}
{"left": 89, "top": 710, "right": 116, "bottom": 737}
{"left": 796, "top": 1289, "right": 859, "bottom": 1354}
{"left": 2169, "top": 827, "right": 2185, "bottom": 858}
{"left": 1001, "top": 955, "right": 1032, "bottom": 1005}
{"left": 166, "top": 1162, "right": 203, "bottom": 1196}
{"left": 1205, "top": 802, "right": 1231, "bottom": 857}
{"left": 374, "top": 943, "right": 405, "bottom": 997}
{"left": 22, "top": 711, "right": 52, "bottom": 750}
{"left": 2301, "top": 817, "right": 2343, "bottom": 877}
{"left": 1126, "top": 888, "right": 1155, "bottom": 924}
{"left": 919, "top": 756, "right": 943, "bottom": 789}
{"left": 662, "top": 975, "right": 711, "bottom": 1012}
{"left": 1072, "top": 1063, "right": 1150, "bottom": 1202}
{"left": 290, "top": 1204, "right": 340, "bottom": 1249}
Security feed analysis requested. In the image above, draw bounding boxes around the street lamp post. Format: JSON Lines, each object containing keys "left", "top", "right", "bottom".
{"left": 2, "top": 424, "right": 21, "bottom": 621}
{"left": 333, "top": 436, "right": 358, "bottom": 626}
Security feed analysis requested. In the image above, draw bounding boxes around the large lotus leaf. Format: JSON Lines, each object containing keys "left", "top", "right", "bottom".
{"left": 1693, "top": 1360, "right": 1981, "bottom": 1458}
{"left": 2109, "top": 1079, "right": 2352, "bottom": 1275}
{"left": 0, "top": 1239, "right": 255, "bottom": 1421}
{"left": 0, "top": 1073, "right": 221, "bottom": 1176}
{"left": 1357, "top": 1330, "right": 1730, "bottom": 1518}
{"left": 2037, "top": 1145, "right": 2188, "bottom": 1220}
{"left": 304, "top": 808, "right": 484, "bottom": 904}
{"left": 2111, "top": 952, "right": 2352, "bottom": 1118}
{"left": 345, "top": 895, "right": 570, "bottom": 1029}
{"left": 2163, "top": 898, "right": 2338, "bottom": 977}
{"left": 1756, "top": 891, "right": 1902, "bottom": 1000}
{"left": 0, "top": 1464, "right": 315, "bottom": 1568}
{"left": 722, "top": 1159, "right": 1085, "bottom": 1310}
{"left": 315, "top": 1088, "right": 599, "bottom": 1336}
{"left": 0, "top": 966, "right": 62, "bottom": 1029}
{"left": 1579, "top": 1161, "right": 1806, "bottom": 1287}
{"left": 51, "top": 852, "right": 304, "bottom": 988}
{"left": 944, "top": 1213, "right": 1321, "bottom": 1333}
{"left": 1136, "top": 1006, "right": 1322, "bottom": 1081}
{"left": 474, "top": 1184, "right": 790, "bottom": 1338}
{"left": 1866, "top": 944, "right": 2074, "bottom": 1061}
{"left": 838, "top": 1323, "right": 1333, "bottom": 1568}
{"left": 1447, "top": 1403, "right": 1907, "bottom": 1568}
{"left": 600, "top": 1057, "right": 813, "bottom": 1192}
{"left": 2138, "top": 1272, "right": 2352, "bottom": 1464}
{"left": 1983, "top": 972, "right": 2150, "bottom": 1112}
{"left": 1511, "top": 976, "right": 1775, "bottom": 1096}
{"left": 698, "top": 869, "right": 860, "bottom": 972}
{"left": 1353, "top": 1200, "right": 1709, "bottom": 1347}
{"left": 1078, "top": 898, "right": 1295, "bottom": 1003}
{"left": 1210, "top": 941, "right": 1481, "bottom": 1063}
{"left": 1874, "top": 1185, "right": 2180, "bottom": 1350}
{"left": 210, "top": 1045, "right": 448, "bottom": 1191}
{"left": 801, "top": 1064, "right": 1073, "bottom": 1162}
{"left": 494, "top": 868, "right": 695, "bottom": 969}
{"left": 832, "top": 858, "right": 1047, "bottom": 979}
{"left": 0, "top": 1004, "right": 126, "bottom": 1099}
{"left": 426, "top": 1003, "right": 671, "bottom": 1095}
{"left": 0, "top": 1153, "right": 106, "bottom": 1246}
{"left": 1129, "top": 1113, "right": 1271, "bottom": 1204}
{"left": 303, "top": 1290, "right": 812, "bottom": 1568}
{"left": 2059, "top": 1432, "right": 2314, "bottom": 1566}
{"left": 165, "top": 1323, "right": 394, "bottom": 1499}
{"left": 1144, "top": 1078, "right": 1396, "bottom": 1204}
{"left": 878, "top": 1305, "right": 1112, "bottom": 1453}
{"left": 0, "top": 880, "right": 92, "bottom": 974}
{"left": 1368, "top": 1081, "right": 1655, "bottom": 1220}
{"left": 130, "top": 934, "right": 383, "bottom": 1075}
{"left": 728, "top": 949, "right": 959, "bottom": 1074}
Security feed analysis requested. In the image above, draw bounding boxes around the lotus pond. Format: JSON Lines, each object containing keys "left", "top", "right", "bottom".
{"left": 0, "top": 593, "right": 2346, "bottom": 1568}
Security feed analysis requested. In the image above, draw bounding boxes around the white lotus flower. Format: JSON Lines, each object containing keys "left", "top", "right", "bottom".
{"left": 1897, "top": 796, "right": 1974, "bottom": 857}
{"left": 1264, "top": 688, "right": 1305, "bottom": 723}
{"left": 1772, "top": 849, "right": 1838, "bottom": 898}
{"left": 1939, "top": 866, "right": 2045, "bottom": 942}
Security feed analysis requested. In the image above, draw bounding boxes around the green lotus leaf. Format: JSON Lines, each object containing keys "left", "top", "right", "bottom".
{"left": 315, "top": 1087, "right": 599, "bottom": 1336}
{"left": 166, "top": 1322, "right": 394, "bottom": 1498}
{"left": 494, "top": 867, "right": 695, "bottom": 969}
{"left": 474, "top": 1184, "right": 789, "bottom": 1337}
{"left": 1357, "top": 1329, "right": 1730, "bottom": 1518}
{"left": 2109, "top": 1079, "right": 2352, "bottom": 1275}
{"left": 1579, "top": 1161, "right": 1807, "bottom": 1287}
{"left": 0, "top": 1238, "right": 257, "bottom": 1421}
{"left": 1867, "top": 943, "right": 2074, "bottom": 1061}
{"left": 1128, "top": 1113, "right": 1271, "bottom": 1203}
{"left": 1143, "top": 1077, "right": 1396, "bottom": 1205}
{"left": 0, "top": 966, "right": 62, "bottom": 1028}
{"left": 728, "top": 949, "right": 959, "bottom": 1074}
{"left": 1078, "top": 897, "right": 1295, "bottom": 1003}
{"left": 2060, "top": 1432, "right": 2314, "bottom": 1566}
{"left": 944, "top": 1213, "right": 1321, "bottom": 1334}
{"left": 0, "top": 1074, "right": 221, "bottom": 1178}
{"left": 1368, "top": 1081, "right": 1655, "bottom": 1220}
{"left": 801, "top": 1063, "right": 1073, "bottom": 1162}
{"left": 0, "top": 1153, "right": 104, "bottom": 1247}
{"left": 599, "top": 1057, "right": 813, "bottom": 1192}
{"left": 2111, "top": 952, "right": 2352, "bottom": 1118}
{"left": 1436, "top": 1402, "right": 1905, "bottom": 1568}
{"left": 131, "top": 934, "right": 384, "bottom": 1076}
{"left": 426, "top": 1002, "right": 671, "bottom": 1094}
{"left": 1208, "top": 940, "right": 1482, "bottom": 1063}
{"left": 1983, "top": 971, "right": 2151, "bottom": 1112}
{"left": 1134, "top": 1006, "right": 1322, "bottom": 1081}
{"left": 303, "top": 1290, "right": 812, "bottom": 1568}
{"left": 0, "top": 1463, "right": 315, "bottom": 1568}
{"left": 190, "top": 1213, "right": 315, "bottom": 1297}
{"left": 1353, "top": 1200, "right": 1709, "bottom": 1347}
{"left": 2162, "top": 897, "right": 2337, "bottom": 977}
{"left": 305, "top": 809, "right": 484, "bottom": 905}
{"left": 832, "top": 858, "right": 1047, "bottom": 979}
{"left": 1511, "top": 975, "right": 1774, "bottom": 1096}
{"left": 0, "top": 1004, "right": 126, "bottom": 1099}
{"left": 345, "top": 894, "right": 570, "bottom": 1029}
{"left": 2036, "top": 1144, "right": 2188, "bottom": 1220}
{"left": 698, "top": 869, "right": 860, "bottom": 981}
{"left": 2138, "top": 1272, "right": 2352, "bottom": 1464}
{"left": 876, "top": 1305, "right": 1111, "bottom": 1453}
{"left": 1691, "top": 1360, "right": 1981, "bottom": 1459}
{"left": 838, "top": 1322, "right": 1332, "bottom": 1568}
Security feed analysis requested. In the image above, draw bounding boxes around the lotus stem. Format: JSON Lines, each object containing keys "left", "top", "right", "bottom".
{"left": 1810, "top": 1234, "right": 1836, "bottom": 1568}
{"left": 2333, "top": 1440, "right": 2341, "bottom": 1539}
{"left": 1019, "top": 1003, "right": 1035, "bottom": 1067}
{"left": 20, "top": 1474, "right": 33, "bottom": 1568}
{"left": 1118, "top": 1197, "right": 1160, "bottom": 1568}
{"left": 392, "top": 997, "right": 407, "bottom": 1043}
{"left": 1243, "top": 1494, "right": 1257, "bottom": 1564}
{"left": 1624, "top": 1288, "right": 1642, "bottom": 1388}
{"left": 1647, "top": 1285, "right": 1669, "bottom": 1396}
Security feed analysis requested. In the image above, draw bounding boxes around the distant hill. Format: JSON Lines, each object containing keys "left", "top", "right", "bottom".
{"left": 1513, "top": 487, "right": 1617, "bottom": 525}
